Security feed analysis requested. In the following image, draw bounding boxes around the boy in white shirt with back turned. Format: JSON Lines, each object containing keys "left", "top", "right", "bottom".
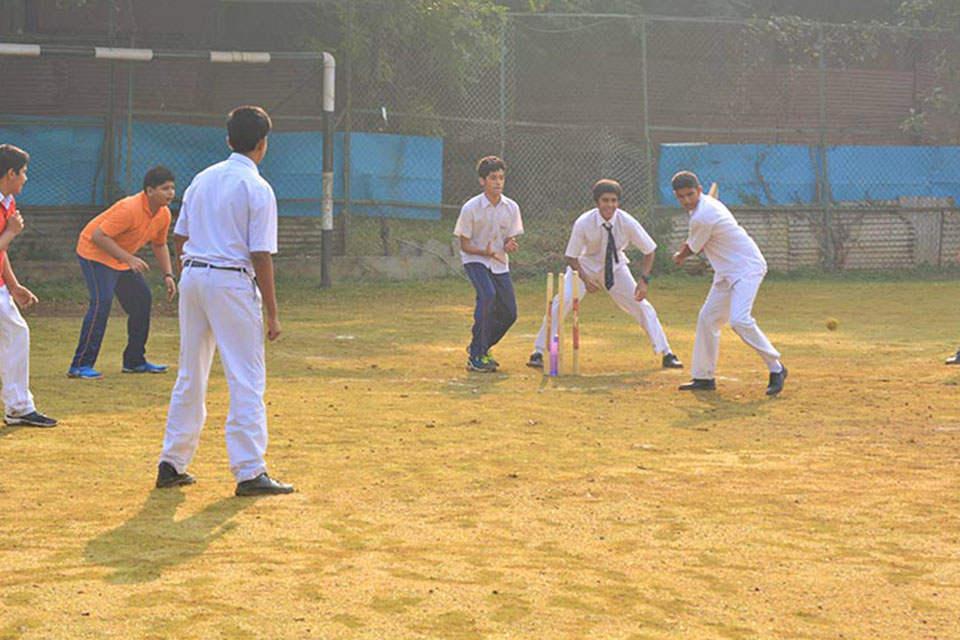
{"left": 671, "top": 170, "right": 787, "bottom": 395}
{"left": 527, "top": 179, "right": 683, "bottom": 370}
{"left": 156, "top": 106, "right": 294, "bottom": 496}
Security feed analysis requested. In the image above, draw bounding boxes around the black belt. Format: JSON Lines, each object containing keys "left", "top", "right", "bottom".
{"left": 184, "top": 260, "right": 246, "bottom": 273}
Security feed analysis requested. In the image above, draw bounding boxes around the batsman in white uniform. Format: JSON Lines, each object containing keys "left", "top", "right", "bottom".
{"left": 671, "top": 171, "right": 787, "bottom": 395}
{"left": 527, "top": 179, "right": 682, "bottom": 370}
{"left": 156, "top": 106, "right": 294, "bottom": 496}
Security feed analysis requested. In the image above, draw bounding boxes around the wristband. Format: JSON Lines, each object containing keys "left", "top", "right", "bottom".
{"left": 163, "top": 273, "right": 176, "bottom": 281}
{"left": 640, "top": 273, "right": 652, "bottom": 284}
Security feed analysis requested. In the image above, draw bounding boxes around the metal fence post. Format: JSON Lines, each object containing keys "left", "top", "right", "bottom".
{"left": 104, "top": 0, "right": 117, "bottom": 204}
{"left": 320, "top": 52, "right": 336, "bottom": 287}
{"left": 818, "top": 25, "right": 834, "bottom": 270}
{"left": 499, "top": 17, "right": 507, "bottom": 160}
{"left": 343, "top": 9, "right": 353, "bottom": 257}
{"left": 125, "top": 55, "right": 134, "bottom": 195}
{"left": 640, "top": 16, "right": 654, "bottom": 213}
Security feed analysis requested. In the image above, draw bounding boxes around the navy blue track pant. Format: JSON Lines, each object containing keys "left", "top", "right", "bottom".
{"left": 464, "top": 262, "right": 518, "bottom": 361}
{"left": 71, "top": 255, "right": 152, "bottom": 370}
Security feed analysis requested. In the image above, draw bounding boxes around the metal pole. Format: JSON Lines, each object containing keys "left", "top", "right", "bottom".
{"left": 343, "top": 7, "right": 353, "bottom": 256}
{"left": 320, "top": 52, "right": 336, "bottom": 287}
{"left": 818, "top": 25, "right": 833, "bottom": 270}
{"left": 640, "top": 17, "right": 654, "bottom": 214}
{"left": 125, "top": 56, "right": 134, "bottom": 195}
{"left": 104, "top": 0, "right": 117, "bottom": 204}
{"left": 499, "top": 17, "right": 507, "bottom": 159}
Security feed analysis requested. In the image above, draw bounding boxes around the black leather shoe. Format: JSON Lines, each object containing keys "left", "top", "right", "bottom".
{"left": 679, "top": 378, "right": 716, "bottom": 391}
{"left": 766, "top": 365, "right": 788, "bottom": 396}
{"left": 156, "top": 461, "right": 195, "bottom": 488}
{"left": 235, "top": 473, "right": 295, "bottom": 496}
{"left": 526, "top": 352, "right": 543, "bottom": 369}
{"left": 946, "top": 352, "right": 960, "bottom": 365}
{"left": 3, "top": 410, "right": 57, "bottom": 427}
{"left": 662, "top": 353, "right": 684, "bottom": 369}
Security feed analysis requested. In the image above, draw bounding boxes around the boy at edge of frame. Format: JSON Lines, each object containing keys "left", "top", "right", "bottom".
{"left": 0, "top": 143, "right": 57, "bottom": 428}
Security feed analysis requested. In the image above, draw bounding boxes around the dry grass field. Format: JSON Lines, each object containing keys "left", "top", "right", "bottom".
{"left": 2, "top": 274, "right": 959, "bottom": 639}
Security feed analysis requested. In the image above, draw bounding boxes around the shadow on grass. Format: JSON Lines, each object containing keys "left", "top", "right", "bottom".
{"left": 439, "top": 371, "right": 516, "bottom": 397}
{"left": 0, "top": 423, "right": 64, "bottom": 438}
{"left": 672, "top": 391, "right": 769, "bottom": 431}
{"left": 535, "top": 369, "right": 658, "bottom": 394}
{"left": 85, "top": 488, "right": 256, "bottom": 584}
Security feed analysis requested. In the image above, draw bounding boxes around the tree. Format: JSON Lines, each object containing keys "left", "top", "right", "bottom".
{"left": 895, "top": 0, "right": 960, "bottom": 141}
{"left": 311, "top": 1, "right": 504, "bottom": 135}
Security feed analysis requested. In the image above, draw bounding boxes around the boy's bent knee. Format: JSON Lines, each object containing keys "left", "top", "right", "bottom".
{"left": 730, "top": 317, "right": 756, "bottom": 334}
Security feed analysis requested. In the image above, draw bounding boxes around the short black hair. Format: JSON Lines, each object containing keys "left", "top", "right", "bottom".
{"left": 0, "top": 144, "right": 30, "bottom": 177}
{"left": 476, "top": 155, "right": 506, "bottom": 179}
{"left": 671, "top": 171, "right": 700, "bottom": 191}
{"left": 592, "top": 179, "right": 623, "bottom": 203}
{"left": 143, "top": 166, "right": 175, "bottom": 191}
{"left": 227, "top": 105, "right": 272, "bottom": 153}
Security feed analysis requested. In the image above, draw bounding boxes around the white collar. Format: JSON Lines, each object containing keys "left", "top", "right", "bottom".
{"left": 596, "top": 209, "right": 618, "bottom": 227}
{"left": 228, "top": 152, "right": 259, "bottom": 172}
{"left": 480, "top": 192, "right": 505, "bottom": 208}
{"left": 689, "top": 196, "right": 708, "bottom": 217}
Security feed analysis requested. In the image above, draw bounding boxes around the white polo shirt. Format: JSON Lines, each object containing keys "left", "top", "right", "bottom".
{"left": 565, "top": 208, "right": 656, "bottom": 280}
{"left": 174, "top": 153, "right": 278, "bottom": 271}
{"left": 686, "top": 194, "right": 766, "bottom": 282}
{"left": 453, "top": 192, "right": 523, "bottom": 274}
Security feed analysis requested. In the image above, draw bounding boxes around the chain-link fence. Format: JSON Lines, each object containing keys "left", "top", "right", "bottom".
{"left": 496, "top": 14, "right": 960, "bottom": 273}
{"left": 2, "top": 8, "right": 960, "bottom": 276}
{"left": 0, "top": 46, "right": 329, "bottom": 259}
{"left": 339, "top": 12, "right": 960, "bottom": 275}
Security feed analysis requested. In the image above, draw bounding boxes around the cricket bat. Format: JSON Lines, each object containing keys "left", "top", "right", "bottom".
{"left": 708, "top": 182, "right": 718, "bottom": 198}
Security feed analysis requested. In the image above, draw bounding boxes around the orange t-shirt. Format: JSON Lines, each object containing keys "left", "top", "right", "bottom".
{"left": 76, "top": 192, "right": 171, "bottom": 270}
{"left": 0, "top": 194, "right": 16, "bottom": 288}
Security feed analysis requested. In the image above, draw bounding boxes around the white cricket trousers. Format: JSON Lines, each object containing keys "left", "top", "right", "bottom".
{"left": 159, "top": 267, "right": 269, "bottom": 482}
{"left": 0, "top": 285, "right": 35, "bottom": 417}
{"left": 692, "top": 274, "right": 781, "bottom": 380}
{"left": 534, "top": 265, "right": 671, "bottom": 355}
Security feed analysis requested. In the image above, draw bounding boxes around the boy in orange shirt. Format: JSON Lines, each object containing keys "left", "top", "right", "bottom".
{"left": 69, "top": 167, "right": 178, "bottom": 379}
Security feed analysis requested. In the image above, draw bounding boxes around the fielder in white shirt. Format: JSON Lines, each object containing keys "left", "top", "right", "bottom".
{"left": 671, "top": 171, "right": 787, "bottom": 395}
{"left": 453, "top": 156, "right": 523, "bottom": 373}
{"left": 527, "top": 179, "right": 682, "bottom": 370}
{"left": 156, "top": 106, "right": 294, "bottom": 496}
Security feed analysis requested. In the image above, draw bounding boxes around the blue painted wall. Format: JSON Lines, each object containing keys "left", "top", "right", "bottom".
{"left": 658, "top": 143, "right": 960, "bottom": 206}
{"left": 0, "top": 116, "right": 444, "bottom": 219}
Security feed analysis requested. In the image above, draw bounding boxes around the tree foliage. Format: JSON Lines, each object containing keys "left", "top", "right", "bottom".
{"left": 308, "top": 1, "right": 504, "bottom": 134}
{"left": 893, "top": 0, "right": 960, "bottom": 140}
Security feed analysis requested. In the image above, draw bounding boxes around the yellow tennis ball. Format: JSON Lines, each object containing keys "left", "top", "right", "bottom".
{"left": 825, "top": 317, "right": 839, "bottom": 331}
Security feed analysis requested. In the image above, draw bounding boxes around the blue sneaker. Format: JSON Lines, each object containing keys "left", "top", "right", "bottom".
{"left": 67, "top": 366, "right": 103, "bottom": 379}
{"left": 465, "top": 346, "right": 499, "bottom": 368}
{"left": 466, "top": 357, "right": 497, "bottom": 373}
{"left": 122, "top": 361, "right": 168, "bottom": 374}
